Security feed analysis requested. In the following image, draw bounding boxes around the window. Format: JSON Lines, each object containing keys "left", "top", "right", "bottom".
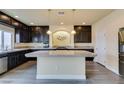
{"left": 0, "top": 30, "right": 13, "bottom": 50}
{"left": 3, "top": 32, "right": 12, "bottom": 50}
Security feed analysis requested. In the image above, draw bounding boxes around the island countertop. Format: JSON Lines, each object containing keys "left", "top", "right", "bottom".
{"left": 25, "top": 50, "right": 96, "bottom": 57}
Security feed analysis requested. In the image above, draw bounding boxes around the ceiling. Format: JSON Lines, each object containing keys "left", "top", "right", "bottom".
{"left": 0, "top": 9, "right": 113, "bottom": 26}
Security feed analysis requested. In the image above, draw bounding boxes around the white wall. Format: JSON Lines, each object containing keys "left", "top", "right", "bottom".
{"left": 92, "top": 10, "right": 124, "bottom": 74}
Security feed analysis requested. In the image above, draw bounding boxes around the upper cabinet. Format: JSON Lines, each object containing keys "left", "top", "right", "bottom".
{"left": 74, "top": 25, "right": 91, "bottom": 43}
{"left": 11, "top": 19, "right": 20, "bottom": 28}
{"left": 14, "top": 20, "right": 31, "bottom": 43}
{"left": 0, "top": 12, "right": 11, "bottom": 25}
{"left": 15, "top": 26, "right": 31, "bottom": 43}
{"left": 0, "top": 11, "right": 31, "bottom": 43}
{"left": 30, "top": 26, "right": 49, "bottom": 43}
{"left": 0, "top": 11, "right": 49, "bottom": 43}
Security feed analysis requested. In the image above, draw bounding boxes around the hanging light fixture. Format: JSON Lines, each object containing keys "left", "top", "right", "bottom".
{"left": 47, "top": 30, "right": 52, "bottom": 34}
{"left": 71, "top": 30, "right": 76, "bottom": 34}
{"left": 47, "top": 9, "right": 52, "bottom": 35}
{"left": 71, "top": 9, "right": 76, "bottom": 35}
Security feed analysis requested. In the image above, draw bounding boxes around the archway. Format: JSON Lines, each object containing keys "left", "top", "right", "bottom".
{"left": 52, "top": 30, "right": 71, "bottom": 47}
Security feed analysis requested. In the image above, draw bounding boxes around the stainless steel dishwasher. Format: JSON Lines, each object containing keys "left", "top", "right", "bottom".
{"left": 0, "top": 57, "right": 8, "bottom": 74}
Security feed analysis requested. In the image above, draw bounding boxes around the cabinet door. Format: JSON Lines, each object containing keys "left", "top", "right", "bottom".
{"left": 31, "top": 26, "right": 44, "bottom": 43}
{"left": 74, "top": 26, "right": 91, "bottom": 43}
{"left": 15, "top": 27, "right": 31, "bottom": 43}
{"left": 43, "top": 26, "right": 49, "bottom": 43}
{"left": 80, "top": 31, "right": 91, "bottom": 42}
{"left": 11, "top": 19, "right": 20, "bottom": 28}
{"left": 7, "top": 51, "right": 29, "bottom": 70}
{"left": 0, "top": 12, "right": 11, "bottom": 25}
{"left": 21, "top": 29, "right": 30, "bottom": 43}
{"left": 31, "top": 26, "right": 49, "bottom": 43}
{"left": 15, "top": 28, "right": 21, "bottom": 43}
{"left": 8, "top": 55, "right": 16, "bottom": 70}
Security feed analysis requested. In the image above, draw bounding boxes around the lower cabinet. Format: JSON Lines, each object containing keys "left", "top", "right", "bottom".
{"left": 7, "top": 50, "right": 31, "bottom": 71}
{"left": 83, "top": 49, "right": 94, "bottom": 61}
{"left": 8, "top": 55, "right": 16, "bottom": 70}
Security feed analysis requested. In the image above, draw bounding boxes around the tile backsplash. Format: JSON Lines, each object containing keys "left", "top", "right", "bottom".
{"left": 14, "top": 43, "right": 94, "bottom": 48}
{"left": 14, "top": 43, "right": 44, "bottom": 48}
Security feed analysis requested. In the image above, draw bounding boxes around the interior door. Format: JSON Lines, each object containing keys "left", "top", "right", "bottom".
{"left": 94, "top": 30, "right": 106, "bottom": 66}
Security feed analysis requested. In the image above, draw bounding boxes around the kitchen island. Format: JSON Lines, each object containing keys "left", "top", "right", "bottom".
{"left": 25, "top": 50, "right": 96, "bottom": 80}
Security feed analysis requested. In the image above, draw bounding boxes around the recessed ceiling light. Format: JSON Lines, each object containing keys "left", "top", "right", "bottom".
{"left": 60, "top": 22, "right": 64, "bottom": 25}
{"left": 82, "top": 22, "right": 86, "bottom": 25}
{"left": 15, "top": 16, "right": 19, "bottom": 18}
{"left": 30, "top": 22, "right": 34, "bottom": 25}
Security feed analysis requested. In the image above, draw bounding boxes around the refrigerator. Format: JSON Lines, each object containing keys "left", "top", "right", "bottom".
{"left": 119, "top": 28, "right": 124, "bottom": 75}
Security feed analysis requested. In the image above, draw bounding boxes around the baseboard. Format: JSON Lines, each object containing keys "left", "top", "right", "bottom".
{"left": 105, "top": 65, "right": 119, "bottom": 75}
{"left": 36, "top": 75, "right": 86, "bottom": 80}
{"left": 96, "top": 62, "right": 105, "bottom": 67}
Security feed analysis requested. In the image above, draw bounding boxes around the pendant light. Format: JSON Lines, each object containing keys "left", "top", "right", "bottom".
{"left": 71, "top": 9, "right": 76, "bottom": 35}
{"left": 47, "top": 9, "right": 52, "bottom": 35}
{"left": 71, "top": 30, "right": 76, "bottom": 34}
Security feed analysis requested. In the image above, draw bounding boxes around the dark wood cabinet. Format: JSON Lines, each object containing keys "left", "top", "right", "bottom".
{"left": 0, "top": 12, "right": 11, "bottom": 26}
{"left": 15, "top": 26, "right": 31, "bottom": 43}
{"left": 8, "top": 53, "right": 17, "bottom": 70}
{"left": 11, "top": 19, "right": 20, "bottom": 28}
{"left": 74, "top": 26, "right": 91, "bottom": 43}
{"left": 30, "top": 26, "right": 49, "bottom": 43}
{"left": 43, "top": 27, "right": 49, "bottom": 43}
{"left": 0, "top": 11, "right": 31, "bottom": 43}
{"left": 7, "top": 50, "right": 31, "bottom": 70}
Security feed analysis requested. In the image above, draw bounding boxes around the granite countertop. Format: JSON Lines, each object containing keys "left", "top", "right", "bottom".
{"left": 31, "top": 46, "right": 94, "bottom": 50}
{"left": 0, "top": 48, "right": 29, "bottom": 55}
{"left": 0, "top": 46, "right": 94, "bottom": 55}
{"left": 25, "top": 50, "right": 96, "bottom": 57}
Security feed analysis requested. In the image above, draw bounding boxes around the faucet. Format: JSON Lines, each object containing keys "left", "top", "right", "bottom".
{"left": 5, "top": 45, "right": 9, "bottom": 51}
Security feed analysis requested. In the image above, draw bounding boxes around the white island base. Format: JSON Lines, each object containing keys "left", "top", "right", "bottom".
{"left": 25, "top": 50, "right": 96, "bottom": 80}
{"left": 37, "top": 57, "right": 85, "bottom": 79}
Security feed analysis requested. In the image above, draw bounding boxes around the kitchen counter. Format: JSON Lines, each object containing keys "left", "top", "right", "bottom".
{"left": 0, "top": 48, "right": 30, "bottom": 55}
{"left": 25, "top": 50, "right": 96, "bottom": 80}
{"left": 25, "top": 50, "right": 96, "bottom": 57}
{"left": 31, "top": 46, "right": 94, "bottom": 50}
{"left": 0, "top": 46, "right": 94, "bottom": 55}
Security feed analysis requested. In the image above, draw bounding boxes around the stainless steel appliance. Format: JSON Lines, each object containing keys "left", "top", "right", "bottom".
{"left": 0, "top": 57, "right": 8, "bottom": 74}
{"left": 119, "top": 28, "right": 124, "bottom": 76}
